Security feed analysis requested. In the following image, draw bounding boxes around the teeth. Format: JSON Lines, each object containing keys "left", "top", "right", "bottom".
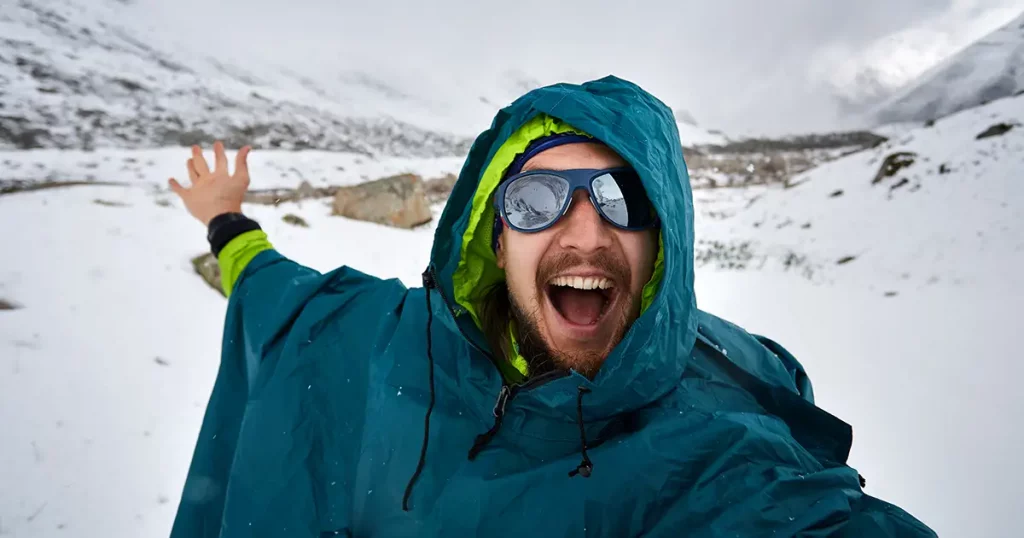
{"left": 551, "top": 275, "right": 614, "bottom": 290}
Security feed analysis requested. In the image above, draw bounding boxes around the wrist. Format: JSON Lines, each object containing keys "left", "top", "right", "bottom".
{"left": 205, "top": 210, "right": 242, "bottom": 228}
{"left": 202, "top": 206, "right": 243, "bottom": 227}
{"left": 207, "top": 213, "right": 261, "bottom": 257}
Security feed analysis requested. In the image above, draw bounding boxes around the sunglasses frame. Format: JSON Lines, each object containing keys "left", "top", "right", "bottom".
{"left": 494, "top": 167, "right": 660, "bottom": 234}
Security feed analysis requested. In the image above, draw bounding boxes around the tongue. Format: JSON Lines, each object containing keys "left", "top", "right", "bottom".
{"left": 551, "top": 288, "right": 605, "bottom": 325}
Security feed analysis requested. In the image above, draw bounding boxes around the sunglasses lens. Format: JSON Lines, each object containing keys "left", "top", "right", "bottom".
{"left": 592, "top": 170, "right": 656, "bottom": 228}
{"left": 503, "top": 174, "right": 570, "bottom": 230}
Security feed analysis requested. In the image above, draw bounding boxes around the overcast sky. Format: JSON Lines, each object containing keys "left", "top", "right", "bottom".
{"left": 127, "top": 0, "right": 1024, "bottom": 136}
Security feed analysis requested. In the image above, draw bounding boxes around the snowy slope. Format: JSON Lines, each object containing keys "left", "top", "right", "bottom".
{"left": 713, "top": 92, "right": 1024, "bottom": 291}
{"left": 871, "top": 10, "right": 1024, "bottom": 125}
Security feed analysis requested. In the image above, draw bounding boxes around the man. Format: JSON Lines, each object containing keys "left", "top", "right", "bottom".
{"left": 169, "top": 76, "right": 935, "bottom": 537}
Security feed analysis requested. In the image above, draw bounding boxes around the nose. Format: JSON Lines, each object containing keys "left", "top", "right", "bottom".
{"left": 556, "top": 189, "right": 613, "bottom": 253}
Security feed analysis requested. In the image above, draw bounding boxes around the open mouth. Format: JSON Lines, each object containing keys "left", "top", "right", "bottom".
{"left": 545, "top": 275, "right": 618, "bottom": 327}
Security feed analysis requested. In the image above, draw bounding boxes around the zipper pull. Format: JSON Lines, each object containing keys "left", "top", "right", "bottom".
{"left": 421, "top": 267, "right": 435, "bottom": 288}
{"left": 468, "top": 385, "right": 513, "bottom": 461}
{"left": 493, "top": 385, "right": 511, "bottom": 418}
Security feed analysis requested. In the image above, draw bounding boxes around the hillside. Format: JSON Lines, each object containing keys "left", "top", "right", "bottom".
{"left": 871, "top": 10, "right": 1024, "bottom": 125}
{"left": 720, "top": 92, "right": 1023, "bottom": 290}
{"left": 0, "top": 0, "right": 475, "bottom": 156}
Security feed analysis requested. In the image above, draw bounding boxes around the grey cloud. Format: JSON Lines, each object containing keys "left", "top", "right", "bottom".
{"left": 124, "top": 0, "right": 1024, "bottom": 135}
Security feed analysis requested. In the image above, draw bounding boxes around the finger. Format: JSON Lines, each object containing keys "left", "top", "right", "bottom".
{"left": 234, "top": 145, "right": 251, "bottom": 179}
{"left": 168, "top": 178, "right": 185, "bottom": 195}
{"left": 191, "top": 145, "right": 210, "bottom": 176}
{"left": 213, "top": 141, "right": 228, "bottom": 174}
{"left": 187, "top": 158, "right": 199, "bottom": 182}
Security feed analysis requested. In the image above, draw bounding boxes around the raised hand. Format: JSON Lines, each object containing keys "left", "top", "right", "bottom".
{"left": 169, "top": 141, "right": 252, "bottom": 226}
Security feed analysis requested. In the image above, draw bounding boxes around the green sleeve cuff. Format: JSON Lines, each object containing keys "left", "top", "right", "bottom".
{"left": 217, "top": 229, "right": 274, "bottom": 297}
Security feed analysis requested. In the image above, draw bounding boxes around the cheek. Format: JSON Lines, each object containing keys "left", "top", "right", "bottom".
{"left": 501, "top": 234, "right": 547, "bottom": 297}
{"left": 621, "top": 232, "right": 659, "bottom": 290}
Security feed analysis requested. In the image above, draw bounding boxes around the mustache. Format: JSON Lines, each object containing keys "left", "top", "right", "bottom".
{"left": 536, "top": 251, "right": 631, "bottom": 290}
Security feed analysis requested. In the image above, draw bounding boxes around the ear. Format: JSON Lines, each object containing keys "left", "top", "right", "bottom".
{"left": 495, "top": 233, "right": 506, "bottom": 269}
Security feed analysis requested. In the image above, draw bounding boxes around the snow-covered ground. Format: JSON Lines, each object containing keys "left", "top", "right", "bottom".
{"left": 1, "top": 93, "right": 1022, "bottom": 537}
{"left": 0, "top": 148, "right": 465, "bottom": 191}
{"left": 722, "top": 93, "right": 1024, "bottom": 292}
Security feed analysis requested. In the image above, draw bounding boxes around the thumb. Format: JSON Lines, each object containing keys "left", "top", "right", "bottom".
{"left": 234, "top": 146, "right": 251, "bottom": 179}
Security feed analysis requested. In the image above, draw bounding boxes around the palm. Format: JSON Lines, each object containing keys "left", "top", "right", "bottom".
{"left": 168, "top": 141, "right": 252, "bottom": 226}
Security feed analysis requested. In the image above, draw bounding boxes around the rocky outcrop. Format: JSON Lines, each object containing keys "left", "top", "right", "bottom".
{"left": 331, "top": 173, "right": 432, "bottom": 229}
{"left": 686, "top": 130, "right": 886, "bottom": 189}
{"left": 423, "top": 173, "right": 458, "bottom": 203}
{"left": 190, "top": 253, "right": 223, "bottom": 297}
{"left": 872, "top": 152, "right": 917, "bottom": 185}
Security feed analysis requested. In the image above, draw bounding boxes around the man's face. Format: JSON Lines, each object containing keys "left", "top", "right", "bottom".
{"left": 495, "top": 143, "right": 658, "bottom": 377}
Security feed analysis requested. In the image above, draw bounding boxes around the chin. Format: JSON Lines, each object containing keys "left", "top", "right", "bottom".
{"left": 542, "top": 321, "right": 620, "bottom": 377}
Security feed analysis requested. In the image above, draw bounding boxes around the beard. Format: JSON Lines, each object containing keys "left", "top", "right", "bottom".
{"left": 508, "top": 250, "right": 636, "bottom": 379}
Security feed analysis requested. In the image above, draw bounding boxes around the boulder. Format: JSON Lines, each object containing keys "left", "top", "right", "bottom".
{"left": 191, "top": 253, "right": 224, "bottom": 297}
{"left": 423, "top": 173, "right": 458, "bottom": 203}
{"left": 332, "top": 173, "right": 432, "bottom": 229}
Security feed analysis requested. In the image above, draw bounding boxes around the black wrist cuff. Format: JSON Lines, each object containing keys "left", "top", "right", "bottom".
{"left": 208, "top": 212, "right": 261, "bottom": 257}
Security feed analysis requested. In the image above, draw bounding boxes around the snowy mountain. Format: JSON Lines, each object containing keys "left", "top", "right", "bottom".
{"left": 0, "top": 0, "right": 731, "bottom": 156}
{"left": 0, "top": 0, "right": 729, "bottom": 157}
{"left": 0, "top": 0, "right": 479, "bottom": 157}
{"left": 871, "top": 10, "right": 1024, "bottom": 125}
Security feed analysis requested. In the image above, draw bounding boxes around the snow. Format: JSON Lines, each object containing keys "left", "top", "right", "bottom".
{"left": 722, "top": 93, "right": 1024, "bottom": 291}
{"left": 0, "top": 0, "right": 476, "bottom": 155}
{"left": 871, "top": 10, "right": 1024, "bottom": 125}
{"left": 1, "top": 89, "right": 1022, "bottom": 538}
{"left": 0, "top": 148, "right": 465, "bottom": 192}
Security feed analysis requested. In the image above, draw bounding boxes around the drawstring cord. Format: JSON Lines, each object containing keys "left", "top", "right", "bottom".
{"left": 402, "top": 270, "right": 438, "bottom": 512}
{"left": 568, "top": 386, "right": 593, "bottom": 478}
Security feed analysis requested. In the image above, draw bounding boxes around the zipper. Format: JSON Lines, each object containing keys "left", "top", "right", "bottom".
{"left": 493, "top": 370, "right": 568, "bottom": 416}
